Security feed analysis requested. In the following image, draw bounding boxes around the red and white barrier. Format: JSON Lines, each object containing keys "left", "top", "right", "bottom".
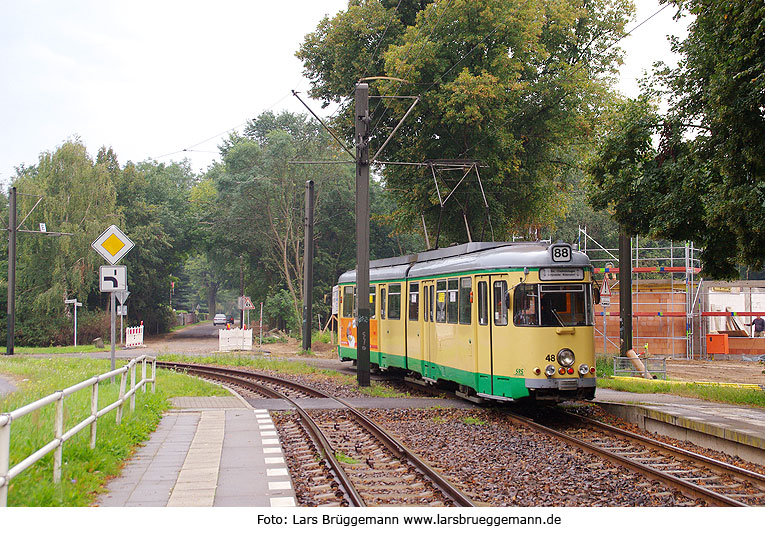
{"left": 219, "top": 328, "right": 252, "bottom": 352}
{"left": 125, "top": 324, "right": 144, "bottom": 348}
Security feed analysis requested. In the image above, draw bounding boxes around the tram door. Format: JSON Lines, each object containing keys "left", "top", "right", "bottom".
{"left": 474, "top": 276, "right": 493, "bottom": 394}
{"left": 420, "top": 280, "right": 435, "bottom": 378}
{"left": 490, "top": 276, "right": 513, "bottom": 398}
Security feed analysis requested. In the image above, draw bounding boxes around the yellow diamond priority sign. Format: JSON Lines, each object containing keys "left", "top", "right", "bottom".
{"left": 92, "top": 225, "right": 134, "bottom": 265}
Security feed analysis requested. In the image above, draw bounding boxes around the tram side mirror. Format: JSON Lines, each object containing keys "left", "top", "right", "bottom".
{"left": 594, "top": 286, "right": 601, "bottom": 305}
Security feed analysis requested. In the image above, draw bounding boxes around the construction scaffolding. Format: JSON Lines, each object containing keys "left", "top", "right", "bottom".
{"left": 578, "top": 226, "right": 704, "bottom": 359}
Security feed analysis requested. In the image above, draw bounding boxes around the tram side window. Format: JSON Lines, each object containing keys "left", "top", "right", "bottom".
{"left": 435, "top": 280, "right": 447, "bottom": 323}
{"left": 493, "top": 280, "right": 508, "bottom": 326}
{"left": 447, "top": 279, "right": 459, "bottom": 323}
{"left": 477, "top": 281, "right": 488, "bottom": 326}
{"left": 380, "top": 288, "right": 387, "bottom": 319}
{"left": 459, "top": 277, "right": 471, "bottom": 325}
{"left": 388, "top": 283, "right": 401, "bottom": 320}
{"left": 514, "top": 284, "right": 539, "bottom": 326}
{"left": 342, "top": 286, "right": 355, "bottom": 318}
{"left": 408, "top": 282, "right": 419, "bottom": 321}
{"left": 369, "top": 286, "right": 376, "bottom": 319}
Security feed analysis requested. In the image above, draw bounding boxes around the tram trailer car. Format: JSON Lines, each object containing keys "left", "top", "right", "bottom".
{"left": 337, "top": 241, "right": 597, "bottom": 402}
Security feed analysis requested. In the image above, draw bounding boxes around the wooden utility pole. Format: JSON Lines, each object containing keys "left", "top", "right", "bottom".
{"left": 355, "top": 83, "right": 371, "bottom": 387}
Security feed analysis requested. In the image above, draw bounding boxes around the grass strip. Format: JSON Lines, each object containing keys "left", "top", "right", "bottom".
{"left": 0, "top": 345, "right": 103, "bottom": 355}
{"left": 595, "top": 357, "right": 765, "bottom": 408}
{"left": 157, "top": 353, "right": 414, "bottom": 398}
{"left": 0, "top": 356, "right": 228, "bottom": 506}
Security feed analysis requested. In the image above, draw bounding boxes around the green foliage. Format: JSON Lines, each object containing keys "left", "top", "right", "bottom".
{"left": 596, "top": 355, "right": 614, "bottom": 378}
{"left": 4, "top": 141, "right": 200, "bottom": 345}
{"left": 312, "top": 329, "right": 332, "bottom": 344}
{"left": 299, "top": 0, "right": 633, "bottom": 242}
{"left": 334, "top": 451, "right": 360, "bottom": 465}
{"left": 264, "top": 289, "right": 300, "bottom": 333}
{"left": 589, "top": 1, "right": 765, "bottom": 279}
{"left": 206, "top": 109, "right": 422, "bottom": 332}
{"left": 115, "top": 158, "right": 198, "bottom": 333}
{"left": 461, "top": 416, "right": 487, "bottom": 426}
{"left": 8, "top": 141, "right": 117, "bottom": 345}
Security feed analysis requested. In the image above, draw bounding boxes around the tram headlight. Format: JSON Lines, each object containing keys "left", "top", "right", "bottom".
{"left": 557, "top": 348, "right": 575, "bottom": 367}
{"left": 544, "top": 365, "right": 556, "bottom": 377}
{"left": 579, "top": 364, "right": 590, "bottom": 376}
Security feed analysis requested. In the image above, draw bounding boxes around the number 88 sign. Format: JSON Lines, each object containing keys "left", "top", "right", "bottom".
{"left": 551, "top": 244, "right": 571, "bottom": 263}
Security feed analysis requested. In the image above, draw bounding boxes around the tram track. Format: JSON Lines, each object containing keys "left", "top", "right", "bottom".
{"left": 158, "top": 361, "right": 476, "bottom": 507}
{"left": 511, "top": 408, "right": 765, "bottom": 507}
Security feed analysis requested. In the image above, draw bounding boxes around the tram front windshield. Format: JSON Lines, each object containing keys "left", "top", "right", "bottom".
{"left": 513, "top": 283, "right": 593, "bottom": 327}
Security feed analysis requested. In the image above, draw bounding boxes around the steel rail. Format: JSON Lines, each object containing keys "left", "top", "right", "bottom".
{"left": 504, "top": 411, "right": 748, "bottom": 507}
{"left": 563, "top": 411, "right": 765, "bottom": 490}
{"left": 158, "top": 361, "right": 476, "bottom": 507}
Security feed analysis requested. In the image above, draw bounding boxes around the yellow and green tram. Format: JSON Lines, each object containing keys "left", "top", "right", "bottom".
{"left": 337, "top": 242, "right": 597, "bottom": 402}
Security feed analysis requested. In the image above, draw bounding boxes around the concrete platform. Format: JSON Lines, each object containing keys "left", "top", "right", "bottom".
{"left": 97, "top": 397, "right": 297, "bottom": 507}
{"left": 593, "top": 388, "right": 765, "bottom": 466}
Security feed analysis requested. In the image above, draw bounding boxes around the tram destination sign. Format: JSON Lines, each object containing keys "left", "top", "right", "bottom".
{"left": 539, "top": 267, "right": 584, "bottom": 281}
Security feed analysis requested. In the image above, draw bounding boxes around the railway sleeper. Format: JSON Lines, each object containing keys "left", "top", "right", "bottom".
{"left": 311, "top": 492, "right": 344, "bottom": 503}
{"left": 354, "top": 483, "right": 431, "bottom": 494}
{"left": 352, "top": 475, "right": 419, "bottom": 485}
{"left": 362, "top": 492, "right": 439, "bottom": 503}
{"left": 307, "top": 484, "right": 334, "bottom": 494}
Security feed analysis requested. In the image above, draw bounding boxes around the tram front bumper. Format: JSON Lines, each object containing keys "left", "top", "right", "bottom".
{"left": 525, "top": 377, "right": 596, "bottom": 400}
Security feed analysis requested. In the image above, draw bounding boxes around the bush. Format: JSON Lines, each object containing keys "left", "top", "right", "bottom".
{"left": 74, "top": 310, "right": 110, "bottom": 345}
{"left": 263, "top": 289, "right": 299, "bottom": 334}
{"left": 312, "top": 330, "right": 332, "bottom": 344}
{"left": 11, "top": 308, "right": 110, "bottom": 347}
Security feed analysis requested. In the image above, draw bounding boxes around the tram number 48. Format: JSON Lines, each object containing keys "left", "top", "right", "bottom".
{"left": 545, "top": 354, "right": 556, "bottom": 362}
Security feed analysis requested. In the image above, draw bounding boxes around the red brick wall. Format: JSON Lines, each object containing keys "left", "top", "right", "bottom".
{"left": 594, "top": 285, "right": 688, "bottom": 356}
{"left": 726, "top": 337, "right": 765, "bottom": 356}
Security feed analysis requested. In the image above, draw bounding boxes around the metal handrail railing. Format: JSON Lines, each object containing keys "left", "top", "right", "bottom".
{"left": 0, "top": 355, "right": 157, "bottom": 506}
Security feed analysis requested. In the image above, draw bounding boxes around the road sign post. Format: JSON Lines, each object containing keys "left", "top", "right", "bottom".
{"left": 64, "top": 298, "right": 82, "bottom": 347}
{"left": 92, "top": 225, "right": 133, "bottom": 373}
{"left": 116, "top": 291, "right": 130, "bottom": 346}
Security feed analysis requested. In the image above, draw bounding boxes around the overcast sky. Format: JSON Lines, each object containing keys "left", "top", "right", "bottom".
{"left": 0, "top": 0, "right": 689, "bottom": 185}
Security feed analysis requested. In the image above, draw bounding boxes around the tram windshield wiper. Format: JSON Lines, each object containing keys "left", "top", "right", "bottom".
{"left": 551, "top": 308, "right": 565, "bottom": 327}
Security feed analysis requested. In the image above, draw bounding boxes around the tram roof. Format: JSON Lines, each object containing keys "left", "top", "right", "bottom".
{"left": 337, "top": 241, "right": 591, "bottom": 284}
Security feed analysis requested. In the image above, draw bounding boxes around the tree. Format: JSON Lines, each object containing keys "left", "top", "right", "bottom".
{"left": 213, "top": 111, "right": 356, "bottom": 327}
{"left": 589, "top": 1, "right": 765, "bottom": 279}
{"left": 184, "top": 176, "right": 237, "bottom": 314}
{"left": 8, "top": 140, "right": 118, "bottom": 345}
{"left": 113, "top": 158, "right": 198, "bottom": 333}
{"left": 298, "top": 0, "right": 633, "bottom": 242}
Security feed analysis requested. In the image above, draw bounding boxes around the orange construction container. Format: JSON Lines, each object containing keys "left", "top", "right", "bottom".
{"left": 706, "top": 334, "right": 729, "bottom": 354}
